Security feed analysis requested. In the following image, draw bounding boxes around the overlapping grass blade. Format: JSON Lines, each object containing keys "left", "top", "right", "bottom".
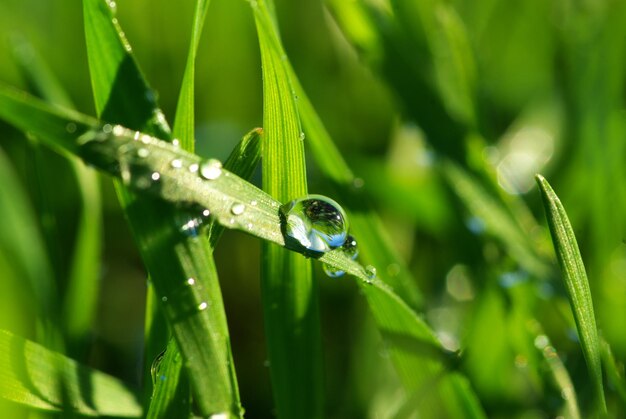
{"left": 173, "top": 0, "right": 210, "bottom": 152}
{"left": 0, "top": 329, "right": 141, "bottom": 417}
{"left": 82, "top": 0, "right": 240, "bottom": 415}
{"left": 146, "top": 338, "right": 190, "bottom": 419}
{"left": 601, "top": 338, "right": 626, "bottom": 407}
{"left": 251, "top": 2, "right": 323, "bottom": 416}
{"left": 536, "top": 175, "right": 606, "bottom": 414}
{"left": 12, "top": 38, "right": 103, "bottom": 354}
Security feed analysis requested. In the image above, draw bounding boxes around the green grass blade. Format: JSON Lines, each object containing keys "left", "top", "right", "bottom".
{"left": 0, "top": 144, "right": 58, "bottom": 340}
{"left": 536, "top": 174, "right": 606, "bottom": 414}
{"left": 289, "top": 71, "right": 423, "bottom": 309}
{"left": 146, "top": 338, "right": 190, "bottom": 419}
{"left": 173, "top": 0, "right": 210, "bottom": 151}
{"left": 12, "top": 38, "right": 103, "bottom": 353}
{"left": 0, "top": 329, "right": 141, "bottom": 417}
{"left": 251, "top": 2, "right": 323, "bottom": 416}
{"left": 601, "top": 338, "right": 626, "bottom": 408}
{"left": 81, "top": 0, "right": 241, "bottom": 415}
{"left": 0, "top": 87, "right": 484, "bottom": 416}
{"left": 0, "top": 87, "right": 374, "bottom": 279}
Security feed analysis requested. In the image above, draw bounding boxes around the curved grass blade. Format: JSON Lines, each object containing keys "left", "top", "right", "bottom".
{"left": 0, "top": 329, "right": 141, "bottom": 417}
{"left": 251, "top": 2, "right": 324, "bottom": 416}
{"left": 0, "top": 86, "right": 485, "bottom": 417}
{"left": 601, "top": 338, "right": 626, "bottom": 407}
{"left": 13, "top": 37, "right": 103, "bottom": 354}
{"left": 536, "top": 174, "right": 606, "bottom": 414}
{"left": 82, "top": 0, "right": 241, "bottom": 415}
{"left": 173, "top": 0, "right": 210, "bottom": 152}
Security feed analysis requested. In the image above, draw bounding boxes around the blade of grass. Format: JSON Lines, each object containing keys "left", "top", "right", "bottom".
{"left": 13, "top": 37, "right": 103, "bottom": 355}
{"left": 82, "top": 0, "right": 241, "bottom": 415}
{"left": 146, "top": 338, "right": 190, "bottom": 419}
{"left": 172, "top": 0, "right": 210, "bottom": 152}
{"left": 251, "top": 1, "right": 324, "bottom": 416}
{"left": 0, "top": 85, "right": 485, "bottom": 416}
{"left": 0, "top": 329, "right": 141, "bottom": 417}
{"left": 536, "top": 174, "right": 606, "bottom": 414}
{"left": 600, "top": 338, "right": 626, "bottom": 407}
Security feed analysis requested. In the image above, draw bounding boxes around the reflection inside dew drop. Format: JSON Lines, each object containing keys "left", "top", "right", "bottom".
{"left": 342, "top": 235, "right": 358, "bottom": 260}
{"left": 323, "top": 264, "right": 345, "bottom": 278}
{"left": 280, "top": 194, "right": 348, "bottom": 253}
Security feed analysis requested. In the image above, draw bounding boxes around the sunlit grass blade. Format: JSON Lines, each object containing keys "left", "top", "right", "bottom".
{"left": 12, "top": 37, "right": 103, "bottom": 354}
{"left": 0, "top": 85, "right": 485, "bottom": 416}
{"left": 536, "top": 174, "right": 606, "bottom": 414}
{"left": 173, "top": 0, "right": 210, "bottom": 152}
{"left": 82, "top": 0, "right": 241, "bottom": 415}
{"left": 0, "top": 329, "right": 141, "bottom": 417}
{"left": 0, "top": 85, "right": 368, "bottom": 279}
{"left": 251, "top": 2, "right": 323, "bottom": 416}
{"left": 290, "top": 71, "right": 422, "bottom": 310}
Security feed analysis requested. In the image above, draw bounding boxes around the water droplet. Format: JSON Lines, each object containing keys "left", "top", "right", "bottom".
{"left": 141, "top": 134, "right": 152, "bottom": 144}
{"left": 151, "top": 172, "right": 161, "bottom": 181}
{"left": 187, "top": 278, "right": 196, "bottom": 285}
{"left": 299, "top": 132, "right": 305, "bottom": 140}
{"left": 352, "top": 177, "right": 365, "bottom": 189}
{"left": 66, "top": 122, "right": 77, "bottom": 133}
{"left": 180, "top": 217, "right": 203, "bottom": 237}
{"left": 202, "top": 209, "right": 210, "bottom": 217}
{"left": 172, "top": 139, "right": 180, "bottom": 148}
{"left": 161, "top": 296, "right": 168, "bottom": 302}
{"left": 342, "top": 235, "right": 358, "bottom": 260}
{"left": 113, "top": 125, "right": 125, "bottom": 136}
{"left": 198, "top": 301, "right": 208, "bottom": 311}
{"left": 365, "top": 265, "right": 377, "bottom": 281}
{"left": 323, "top": 264, "right": 345, "bottom": 278}
{"left": 200, "top": 159, "right": 222, "bottom": 180}
{"left": 189, "top": 163, "right": 199, "bottom": 173}
{"left": 280, "top": 195, "right": 349, "bottom": 253}
{"left": 171, "top": 159, "right": 183, "bottom": 169}
{"left": 231, "top": 203, "right": 245, "bottom": 215}
{"left": 137, "top": 148, "right": 150, "bottom": 158}
{"left": 102, "top": 124, "right": 112, "bottom": 134}
{"left": 250, "top": 200, "right": 258, "bottom": 206}
{"left": 209, "top": 413, "right": 229, "bottom": 419}
{"left": 106, "top": 0, "right": 117, "bottom": 12}
{"left": 133, "top": 131, "right": 141, "bottom": 141}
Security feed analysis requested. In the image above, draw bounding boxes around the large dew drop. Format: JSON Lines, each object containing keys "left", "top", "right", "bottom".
{"left": 280, "top": 194, "right": 348, "bottom": 253}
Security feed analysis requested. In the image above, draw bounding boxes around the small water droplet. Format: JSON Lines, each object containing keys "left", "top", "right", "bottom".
{"left": 180, "top": 217, "right": 203, "bottom": 237}
{"left": 198, "top": 301, "right": 208, "bottom": 311}
{"left": 352, "top": 177, "right": 365, "bottom": 189}
{"left": 231, "top": 203, "right": 245, "bottom": 215}
{"left": 342, "top": 235, "right": 358, "bottom": 260}
{"left": 209, "top": 413, "right": 229, "bottom": 419}
{"left": 280, "top": 195, "right": 349, "bottom": 253}
{"left": 137, "top": 148, "right": 150, "bottom": 158}
{"left": 202, "top": 209, "right": 210, "bottom": 217}
{"left": 66, "top": 122, "right": 77, "bottom": 133}
{"left": 250, "top": 200, "right": 258, "bottom": 206}
{"left": 323, "top": 264, "right": 345, "bottom": 278}
{"left": 141, "top": 134, "right": 152, "bottom": 144}
{"left": 171, "top": 159, "right": 183, "bottom": 169}
{"left": 365, "top": 265, "right": 377, "bottom": 281}
{"left": 161, "top": 296, "right": 168, "bottom": 302}
{"left": 200, "top": 159, "right": 222, "bottom": 180}
{"left": 102, "top": 124, "right": 112, "bottom": 134}
{"left": 189, "top": 163, "right": 199, "bottom": 173}
{"left": 229, "top": 218, "right": 235, "bottom": 225}
{"left": 113, "top": 125, "right": 125, "bottom": 136}
{"left": 133, "top": 131, "right": 141, "bottom": 141}
{"left": 299, "top": 132, "right": 305, "bottom": 140}
{"left": 246, "top": 223, "right": 253, "bottom": 230}
{"left": 151, "top": 172, "right": 161, "bottom": 181}
{"left": 187, "top": 278, "right": 196, "bottom": 286}
{"left": 172, "top": 139, "right": 180, "bottom": 148}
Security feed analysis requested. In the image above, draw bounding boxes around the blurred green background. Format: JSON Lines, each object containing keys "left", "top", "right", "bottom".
{"left": 0, "top": 0, "right": 625, "bottom": 417}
